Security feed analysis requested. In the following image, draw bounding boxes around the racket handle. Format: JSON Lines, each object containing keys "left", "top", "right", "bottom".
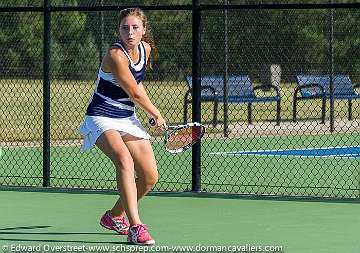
{"left": 148, "top": 118, "right": 156, "bottom": 127}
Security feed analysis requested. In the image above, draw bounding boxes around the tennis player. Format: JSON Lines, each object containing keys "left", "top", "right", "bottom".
{"left": 79, "top": 8, "right": 166, "bottom": 245}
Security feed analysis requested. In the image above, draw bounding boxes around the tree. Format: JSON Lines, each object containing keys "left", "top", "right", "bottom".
{"left": 0, "top": 11, "right": 43, "bottom": 78}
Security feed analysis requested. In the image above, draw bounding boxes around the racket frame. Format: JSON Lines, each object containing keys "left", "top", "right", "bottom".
{"left": 164, "top": 122, "right": 205, "bottom": 153}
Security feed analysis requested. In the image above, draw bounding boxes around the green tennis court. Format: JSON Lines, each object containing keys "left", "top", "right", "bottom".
{"left": 1, "top": 132, "right": 359, "bottom": 252}
{"left": 0, "top": 190, "right": 359, "bottom": 253}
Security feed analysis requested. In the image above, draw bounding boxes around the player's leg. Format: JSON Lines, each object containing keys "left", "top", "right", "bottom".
{"left": 128, "top": 137, "right": 159, "bottom": 196}
{"left": 96, "top": 130, "right": 142, "bottom": 226}
{"left": 122, "top": 134, "right": 157, "bottom": 245}
{"left": 98, "top": 133, "right": 157, "bottom": 245}
{"left": 110, "top": 135, "right": 158, "bottom": 217}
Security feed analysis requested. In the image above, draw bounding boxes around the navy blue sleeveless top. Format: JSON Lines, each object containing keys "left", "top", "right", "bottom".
{"left": 86, "top": 42, "right": 147, "bottom": 118}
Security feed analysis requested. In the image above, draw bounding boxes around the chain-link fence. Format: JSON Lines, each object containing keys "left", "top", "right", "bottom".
{"left": 1, "top": 1, "right": 359, "bottom": 198}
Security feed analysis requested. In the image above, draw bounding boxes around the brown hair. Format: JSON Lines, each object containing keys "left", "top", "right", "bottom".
{"left": 118, "top": 8, "right": 157, "bottom": 68}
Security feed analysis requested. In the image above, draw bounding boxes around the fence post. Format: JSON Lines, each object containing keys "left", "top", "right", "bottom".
{"left": 192, "top": 0, "right": 201, "bottom": 192}
{"left": 223, "top": 0, "right": 229, "bottom": 137}
{"left": 328, "top": 4, "right": 335, "bottom": 133}
{"left": 43, "top": 0, "right": 51, "bottom": 187}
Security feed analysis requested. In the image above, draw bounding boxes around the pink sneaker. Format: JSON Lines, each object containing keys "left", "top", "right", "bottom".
{"left": 128, "top": 224, "right": 155, "bottom": 245}
{"left": 99, "top": 210, "right": 129, "bottom": 235}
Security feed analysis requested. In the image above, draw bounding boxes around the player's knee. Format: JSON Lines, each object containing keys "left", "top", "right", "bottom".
{"left": 144, "top": 169, "right": 158, "bottom": 189}
{"left": 113, "top": 154, "right": 134, "bottom": 173}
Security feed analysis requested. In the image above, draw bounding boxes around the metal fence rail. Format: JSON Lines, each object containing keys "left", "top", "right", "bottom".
{"left": 0, "top": 1, "right": 359, "bottom": 198}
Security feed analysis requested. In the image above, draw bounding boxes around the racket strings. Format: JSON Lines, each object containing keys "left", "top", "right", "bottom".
{"left": 165, "top": 126, "right": 203, "bottom": 151}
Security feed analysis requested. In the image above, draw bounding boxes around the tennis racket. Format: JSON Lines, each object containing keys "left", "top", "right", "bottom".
{"left": 149, "top": 118, "right": 205, "bottom": 153}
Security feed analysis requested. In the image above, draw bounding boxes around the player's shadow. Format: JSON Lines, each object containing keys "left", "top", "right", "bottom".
{"left": 0, "top": 226, "right": 51, "bottom": 231}
{"left": 0, "top": 226, "right": 130, "bottom": 245}
{"left": 0, "top": 237, "right": 131, "bottom": 245}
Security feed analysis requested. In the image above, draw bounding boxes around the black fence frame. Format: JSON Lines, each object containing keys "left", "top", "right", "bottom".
{"left": 1, "top": 1, "right": 359, "bottom": 193}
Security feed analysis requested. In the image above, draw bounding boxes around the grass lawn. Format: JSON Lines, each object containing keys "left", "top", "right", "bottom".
{"left": 1, "top": 78, "right": 359, "bottom": 142}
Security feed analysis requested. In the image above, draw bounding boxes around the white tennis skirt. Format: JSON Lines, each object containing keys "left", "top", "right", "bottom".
{"left": 79, "top": 114, "right": 151, "bottom": 152}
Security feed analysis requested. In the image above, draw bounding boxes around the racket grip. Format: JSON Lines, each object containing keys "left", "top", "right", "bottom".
{"left": 148, "top": 118, "right": 156, "bottom": 127}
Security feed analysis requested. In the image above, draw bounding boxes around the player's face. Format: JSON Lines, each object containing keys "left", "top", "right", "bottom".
{"left": 119, "top": 15, "right": 145, "bottom": 48}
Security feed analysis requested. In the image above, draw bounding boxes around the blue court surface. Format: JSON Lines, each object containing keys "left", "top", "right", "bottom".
{"left": 208, "top": 146, "right": 360, "bottom": 158}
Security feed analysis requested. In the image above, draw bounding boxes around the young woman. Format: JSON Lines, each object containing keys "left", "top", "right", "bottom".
{"left": 79, "top": 8, "right": 166, "bottom": 245}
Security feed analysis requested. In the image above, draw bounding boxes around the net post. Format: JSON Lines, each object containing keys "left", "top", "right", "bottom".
{"left": 191, "top": 0, "right": 201, "bottom": 192}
